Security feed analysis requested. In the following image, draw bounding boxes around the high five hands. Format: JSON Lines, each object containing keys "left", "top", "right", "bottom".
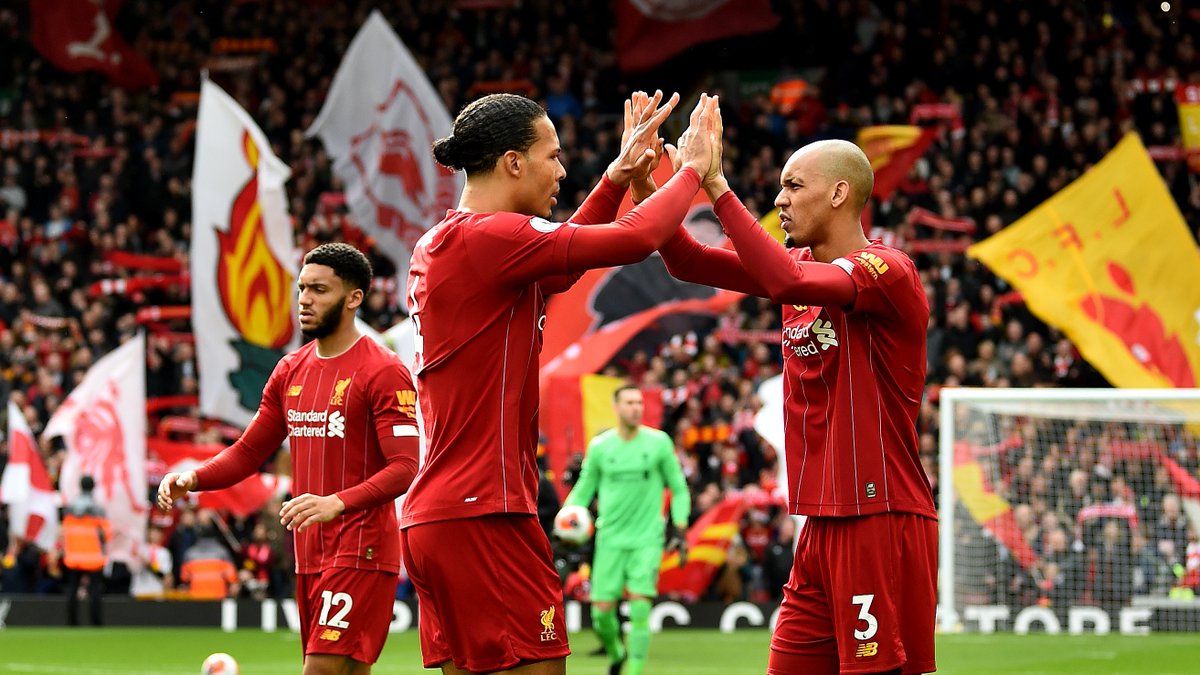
{"left": 666, "top": 94, "right": 728, "bottom": 200}
{"left": 607, "top": 89, "right": 678, "bottom": 189}
{"left": 605, "top": 90, "right": 724, "bottom": 201}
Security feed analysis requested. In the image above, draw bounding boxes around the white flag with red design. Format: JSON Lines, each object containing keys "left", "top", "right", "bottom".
{"left": 42, "top": 333, "right": 147, "bottom": 567}
{"left": 306, "top": 10, "right": 463, "bottom": 308}
{"left": 1, "top": 400, "right": 60, "bottom": 551}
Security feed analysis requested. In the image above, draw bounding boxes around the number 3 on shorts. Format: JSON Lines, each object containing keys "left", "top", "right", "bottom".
{"left": 851, "top": 594, "right": 877, "bottom": 641}
{"left": 319, "top": 590, "right": 353, "bottom": 629}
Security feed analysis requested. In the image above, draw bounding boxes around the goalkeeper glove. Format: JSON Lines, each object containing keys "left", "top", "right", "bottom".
{"left": 665, "top": 522, "right": 688, "bottom": 566}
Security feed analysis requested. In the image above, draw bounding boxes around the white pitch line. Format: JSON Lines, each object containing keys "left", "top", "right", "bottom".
{"left": 1, "top": 665, "right": 182, "bottom": 675}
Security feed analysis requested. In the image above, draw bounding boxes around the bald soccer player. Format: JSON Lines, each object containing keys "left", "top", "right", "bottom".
{"left": 655, "top": 116, "right": 936, "bottom": 675}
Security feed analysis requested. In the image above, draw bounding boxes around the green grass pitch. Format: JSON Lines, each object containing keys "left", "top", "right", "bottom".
{"left": 1, "top": 628, "right": 1198, "bottom": 673}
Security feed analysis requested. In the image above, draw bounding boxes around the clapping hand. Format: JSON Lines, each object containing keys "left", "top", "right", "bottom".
{"left": 607, "top": 89, "right": 679, "bottom": 188}
{"left": 665, "top": 94, "right": 723, "bottom": 187}
{"left": 664, "top": 94, "right": 728, "bottom": 201}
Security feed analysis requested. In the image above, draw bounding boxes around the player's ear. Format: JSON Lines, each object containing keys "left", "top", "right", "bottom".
{"left": 346, "top": 288, "right": 364, "bottom": 311}
{"left": 830, "top": 179, "right": 850, "bottom": 208}
{"left": 501, "top": 150, "right": 523, "bottom": 178}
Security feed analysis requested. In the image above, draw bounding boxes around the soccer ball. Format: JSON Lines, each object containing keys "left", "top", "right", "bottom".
{"left": 554, "top": 505, "right": 594, "bottom": 545}
{"left": 201, "top": 653, "right": 240, "bottom": 675}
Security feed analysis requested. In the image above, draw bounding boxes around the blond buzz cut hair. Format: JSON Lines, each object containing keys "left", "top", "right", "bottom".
{"left": 805, "top": 139, "right": 875, "bottom": 210}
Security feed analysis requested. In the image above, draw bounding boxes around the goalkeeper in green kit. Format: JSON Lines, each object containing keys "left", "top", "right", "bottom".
{"left": 561, "top": 384, "right": 691, "bottom": 675}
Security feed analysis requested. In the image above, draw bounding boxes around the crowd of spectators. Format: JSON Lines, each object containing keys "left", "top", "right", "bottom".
{"left": 1, "top": 0, "right": 1198, "bottom": 611}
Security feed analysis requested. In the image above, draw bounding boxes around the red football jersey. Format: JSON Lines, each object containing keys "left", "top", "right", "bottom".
{"left": 200, "top": 336, "right": 418, "bottom": 574}
{"left": 782, "top": 243, "right": 935, "bottom": 519}
{"left": 401, "top": 211, "right": 581, "bottom": 526}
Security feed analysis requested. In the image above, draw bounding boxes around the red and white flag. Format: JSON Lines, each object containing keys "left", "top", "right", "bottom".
{"left": 29, "top": 0, "right": 158, "bottom": 90}
{"left": 1, "top": 401, "right": 60, "bottom": 551}
{"left": 614, "top": 0, "right": 780, "bottom": 72}
{"left": 42, "top": 333, "right": 147, "bottom": 567}
{"left": 306, "top": 10, "right": 463, "bottom": 308}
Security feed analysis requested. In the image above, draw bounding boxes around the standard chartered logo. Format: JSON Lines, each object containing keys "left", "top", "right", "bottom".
{"left": 286, "top": 408, "right": 347, "bottom": 438}
{"left": 783, "top": 318, "right": 839, "bottom": 357}
{"left": 812, "top": 319, "right": 838, "bottom": 349}
{"left": 327, "top": 410, "right": 346, "bottom": 438}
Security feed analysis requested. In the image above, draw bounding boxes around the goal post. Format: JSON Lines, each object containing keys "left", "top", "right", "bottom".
{"left": 938, "top": 387, "right": 1200, "bottom": 634}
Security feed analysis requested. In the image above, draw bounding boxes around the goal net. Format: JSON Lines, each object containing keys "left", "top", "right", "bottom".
{"left": 938, "top": 388, "right": 1200, "bottom": 634}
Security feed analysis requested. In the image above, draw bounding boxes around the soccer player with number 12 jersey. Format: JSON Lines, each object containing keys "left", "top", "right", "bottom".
{"left": 158, "top": 244, "right": 419, "bottom": 675}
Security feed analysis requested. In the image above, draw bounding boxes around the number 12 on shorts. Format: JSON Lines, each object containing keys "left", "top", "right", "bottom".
{"left": 319, "top": 590, "right": 353, "bottom": 629}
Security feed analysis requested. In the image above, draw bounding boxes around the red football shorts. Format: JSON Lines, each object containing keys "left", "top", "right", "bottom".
{"left": 401, "top": 514, "right": 571, "bottom": 672}
{"left": 769, "top": 512, "right": 937, "bottom": 675}
{"left": 295, "top": 567, "right": 399, "bottom": 664}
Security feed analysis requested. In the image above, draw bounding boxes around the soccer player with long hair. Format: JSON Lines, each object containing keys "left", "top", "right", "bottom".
{"left": 400, "top": 91, "right": 720, "bottom": 674}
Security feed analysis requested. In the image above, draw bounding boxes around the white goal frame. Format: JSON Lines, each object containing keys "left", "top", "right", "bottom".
{"left": 937, "top": 387, "right": 1200, "bottom": 632}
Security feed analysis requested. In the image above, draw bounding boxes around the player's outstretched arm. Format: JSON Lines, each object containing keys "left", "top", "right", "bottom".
{"left": 654, "top": 98, "right": 769, "bottom": 296}
{"left": 540, "top": 91, "right": 673, "bottom": 294}
{"left": 715, "top": 192, "right": 856, "bottom": 307}
{"left": 562, "top": 95, "right": 718, "bottom": 271}
{"left": 159, "top": 364, "right": 291, "bottom": 512}
{"left": 569, "top": 90, "right": 676, "bottom": 226}
{"left": 658, "top": 224, "right": 770, "bottom": 296}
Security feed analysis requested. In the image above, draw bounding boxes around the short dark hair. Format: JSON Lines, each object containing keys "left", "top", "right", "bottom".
{"left": 432, "top": 94, "right": 546, "bottom": 176}
{"left": 613, "top": 384, "right": 642, "bottom": 402}
{"left": 80, "top": 475, "right": 95, "bottom": 492}
{"left": 303, "top": 243, "right": 373, "bottom": 292}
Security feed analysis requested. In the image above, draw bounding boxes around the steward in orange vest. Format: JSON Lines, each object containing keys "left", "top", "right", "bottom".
{"left": 61, "top": 475, "right": 111, "bottom": 626}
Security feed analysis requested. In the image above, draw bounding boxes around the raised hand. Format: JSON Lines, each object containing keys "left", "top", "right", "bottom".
{"left": 708, "top": 95, "right": 724, "bottom": 182}
{"left": 675, "top": 94, "right": 719, "bottom": 179}
{"left": 703, "top": 95, "right": 730, "bottom": 200}
{"left": 607, "top": 89, "right": 679, "bottom": 187}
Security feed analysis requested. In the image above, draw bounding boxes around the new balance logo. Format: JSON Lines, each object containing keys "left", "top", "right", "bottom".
{"left": 855, "top": 642, "right": 878, "bottom": 657}
{"left": 812, "top": 319, "right": 838, "bottom": 349}
{"left": 319, "top": 628, "right": 342, "bottom": 642}
{"left": 287, "top": 385, "right": 303, "bottom": 397}
{"left": 327, "top": 410, "right": 346, "bottom": 438}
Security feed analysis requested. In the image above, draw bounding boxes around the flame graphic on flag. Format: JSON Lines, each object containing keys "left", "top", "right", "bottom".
{"left": 216, "top": 131, "right": 295, "bottom": 350}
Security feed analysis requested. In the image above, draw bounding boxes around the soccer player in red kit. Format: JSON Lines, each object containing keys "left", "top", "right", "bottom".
{"left": 657, "top": 120, "right": 936, "bottom": 674}
{"left": 157, "top": 243, "right": 419, "bottom": 675}
{"left": 400, "top": 92, "right": 719, "bottom": 674}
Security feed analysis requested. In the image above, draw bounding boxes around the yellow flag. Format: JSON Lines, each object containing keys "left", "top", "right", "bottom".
{"left": 1178, "top": 84, "right": 1200, "bottom": 173}
{"left": 759, "top": 207, "right": 787, "bottom": 244}
{"left": 580, "top": 374, "right": 624, "bottom": 442}
{"left": 968, "top": 133, "right": 1200, "bottom": 388}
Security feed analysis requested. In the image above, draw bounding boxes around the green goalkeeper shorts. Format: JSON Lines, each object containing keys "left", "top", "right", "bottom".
{"left": 590, "top": 544, "right": 664, "bottom": 602}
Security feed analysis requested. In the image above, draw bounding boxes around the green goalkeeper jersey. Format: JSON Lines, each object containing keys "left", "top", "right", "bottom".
{"left": 565, "top": 426, "right": 691, "bottom": 549}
